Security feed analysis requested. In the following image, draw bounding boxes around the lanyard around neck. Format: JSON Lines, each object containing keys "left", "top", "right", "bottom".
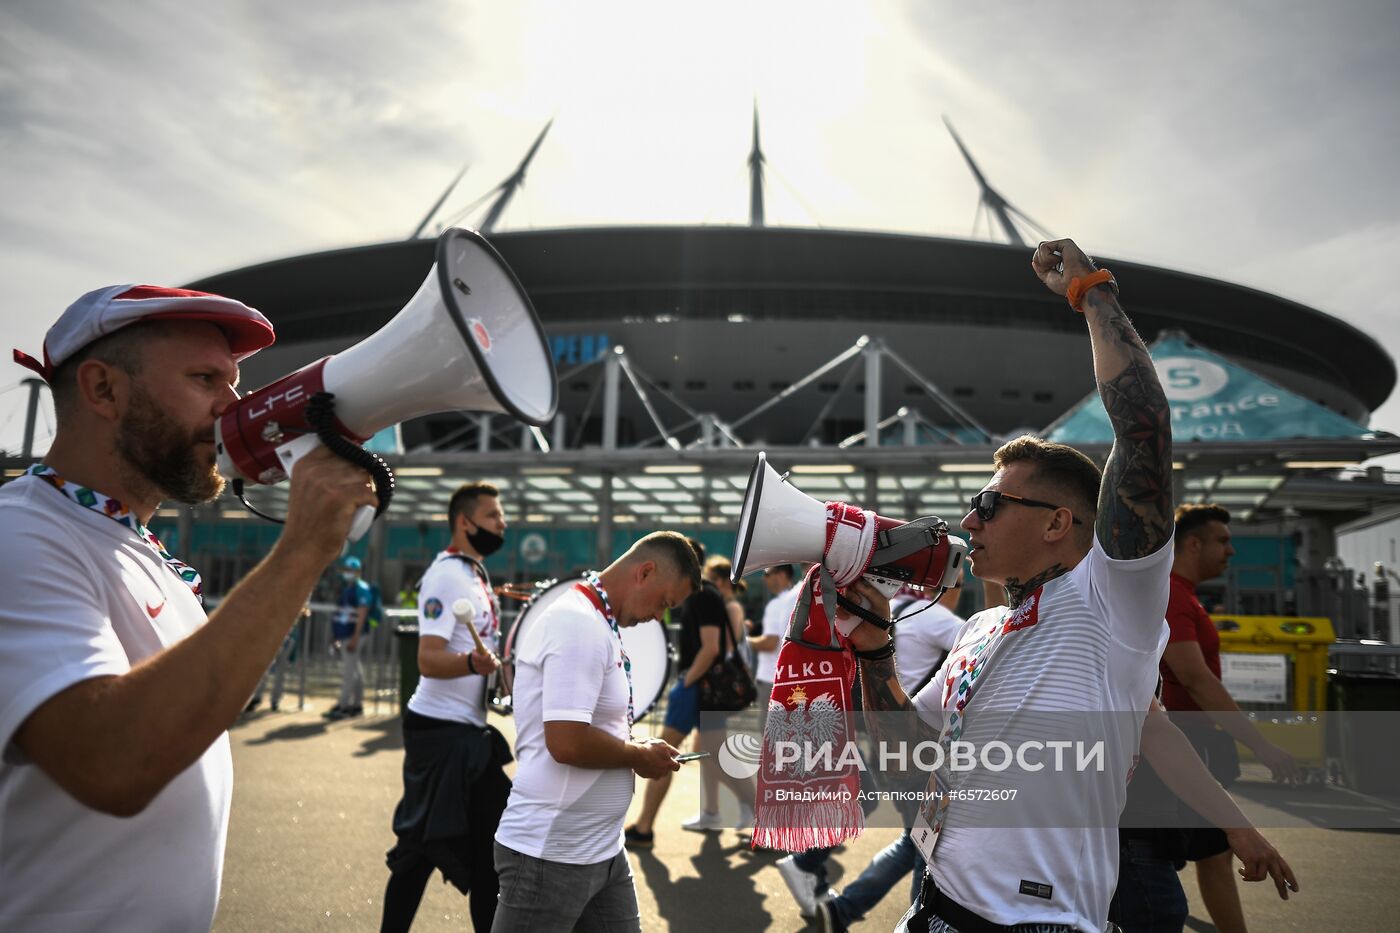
{"left": 576, "top": 571, "right": 633, "bottom": 729}
{"left": 27, "top": 464, "right": 204, "bottom": 603}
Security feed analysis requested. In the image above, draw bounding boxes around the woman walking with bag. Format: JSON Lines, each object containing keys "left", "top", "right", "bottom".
{"left": 694, "top": 557, "right": 759, "bottom": 820}
{"left": 625, "top": 550, "right": 756, "bottom": 846}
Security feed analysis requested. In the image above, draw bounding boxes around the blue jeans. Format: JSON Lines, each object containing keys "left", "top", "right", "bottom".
{"left": 1108, "top": 836, "right": 1187, "bottom": 933}
{"left": 490, "top": 842, "right": 640, "bottom": 932}
{"left": 829, "top": 830, "right": 924, "bottom": 926}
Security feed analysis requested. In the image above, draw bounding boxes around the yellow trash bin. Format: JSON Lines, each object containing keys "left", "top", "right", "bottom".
{"left": 1212, "top": 614, "right": 1335, "bottom": 771}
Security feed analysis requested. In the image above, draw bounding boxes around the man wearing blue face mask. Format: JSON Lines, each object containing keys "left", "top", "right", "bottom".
{"left": 326, "top": 555, "right": 374, "bottom": 720}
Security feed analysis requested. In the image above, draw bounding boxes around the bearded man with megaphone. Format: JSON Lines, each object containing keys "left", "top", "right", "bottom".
{"left": 1, "top": 285, "right": 378, "bottom": 930}
{"left": 0, "top": 228, "right": 558, "bottom": 931}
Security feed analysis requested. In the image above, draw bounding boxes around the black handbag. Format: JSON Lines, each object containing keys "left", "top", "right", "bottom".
{"left": 697, "top": 613, "right": 758, "bottom": 712}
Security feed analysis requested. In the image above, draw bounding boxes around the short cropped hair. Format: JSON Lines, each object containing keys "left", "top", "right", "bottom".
{"left": 629, "top": 530, "right": 703, "bottom": 590}
{"left": 687, "top": 537, "right": 706, "bottom": 566}
{"left": 49, "top": 322, "right": 165, "bottom": 419}
{"left": 764, "top": 563, "right": 795, "bottom": 582}
{"left": 1175, "top": 503, "right": 1231, "bottom": 549}
{"left": 448, "top": 482, "right": 500, "bottom": 530}
{"left": 993, "top": 434, "right": 1101, "bottom": 521}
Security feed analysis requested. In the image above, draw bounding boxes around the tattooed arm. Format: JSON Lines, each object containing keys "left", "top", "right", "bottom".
{"left": 843, "top": 580, "right": 942, "bottom": 788}
{"left": 1032, "top": 239, "right": 1173, "bottom": 559}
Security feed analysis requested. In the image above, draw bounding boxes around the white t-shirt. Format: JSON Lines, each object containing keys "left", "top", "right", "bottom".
{"left": 911, "top": 536, "right": 1172, "bottom": 932}
{"left": 892, "top": 599, "right": 964, "bottom": 695}
{"left": 494, "top": 586, "right": 634, "bottom": 864}
{"left": 755, "top": 582, "right": 802, "bottom": 683}
{"left": 408, "top": 550, "right": 499, "bottom": 726}
{"left": 0, "top": 475, "right": 233, "bottom": 932}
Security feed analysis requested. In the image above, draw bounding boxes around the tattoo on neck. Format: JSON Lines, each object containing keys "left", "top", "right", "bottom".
{"left": 1003, "top": 564, "right": 1069, "bottom": 608}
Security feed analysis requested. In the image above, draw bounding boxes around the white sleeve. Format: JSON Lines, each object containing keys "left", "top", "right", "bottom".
{"left": 928, "top": 612, "right": 966, "bottom": 652}
{"left": 1086, "top": 534, "right": 1174, "bottom": 654}
{"left": 762, "top": 594, "right": 793, "bottom": 638}
{"left": 539, "top": 609, "right": 612, "bottom": 724}
{"left": 908, "top": 609, "right": 987, "bottom": 729}
{"left": 417, "top": 561, "right": 471, "bottom": 641}
{"left": 0, "top": 517, "right": 130, "bottom": 756}
{"left": 910, "top": 654, "right": 951, "bottom": 732}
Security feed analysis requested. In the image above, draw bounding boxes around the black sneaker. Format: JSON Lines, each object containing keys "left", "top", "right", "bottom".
{"left": 345, "top": 705, "right": 364, "bottom": 718}
{"left": 815, "top": 896, "right": 847, "bottom": 933}
{"left": 624, "top": 825, "right": 654, "bottom": 849}
{"left": 322, "top": 705, "right": 344, "bottom": 719}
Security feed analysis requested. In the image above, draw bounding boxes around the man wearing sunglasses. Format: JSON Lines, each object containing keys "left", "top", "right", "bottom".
{"left": 843, "top": 238, "right": 1175, "bottom": 933}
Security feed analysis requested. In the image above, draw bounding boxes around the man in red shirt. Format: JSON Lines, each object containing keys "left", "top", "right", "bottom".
{"left": 1161, "top": 503, "right": 1300, "bottom": 933}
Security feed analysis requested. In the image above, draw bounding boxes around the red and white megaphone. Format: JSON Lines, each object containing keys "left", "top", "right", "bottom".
{"left": 731, "top": 452, "right": 968, "bottom": 604}
{"left": 214, "top": 227, "right": 558, "bottom": 540}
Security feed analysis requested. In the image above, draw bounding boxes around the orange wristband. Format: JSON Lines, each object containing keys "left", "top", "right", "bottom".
{"left": 1067, "top": 268, "right": 1116, "bottom": 313}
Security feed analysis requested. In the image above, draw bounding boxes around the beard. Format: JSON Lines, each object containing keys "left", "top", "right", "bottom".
{"left": 116, "top": 384, "right": 225, "bottom": 505}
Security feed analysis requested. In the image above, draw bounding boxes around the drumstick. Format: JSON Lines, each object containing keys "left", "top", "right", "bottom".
{"left": 452, "top": 598, "right": 490, "bottom": 655}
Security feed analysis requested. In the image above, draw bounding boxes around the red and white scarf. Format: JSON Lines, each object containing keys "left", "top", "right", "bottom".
{"left": 751, "top": 502, "right": 876, "bottom": 851}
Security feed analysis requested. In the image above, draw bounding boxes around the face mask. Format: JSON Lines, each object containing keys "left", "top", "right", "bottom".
{"left": 341, "top": 572, "right": 356, "bottom": 582}
{"left": 467, "top": 526, "right": 504, "bottom": 558}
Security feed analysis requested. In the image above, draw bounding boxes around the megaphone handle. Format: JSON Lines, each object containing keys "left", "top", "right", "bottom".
{"left": 346, "top": 506, "right": 376, "bottom": 543}
{"left": 830, "top": 577, "right": 902, "bottom": 637}
{"left": 275, "top": 434, "right": 377, "bottom": 544}
{"left": 862, "top": 574, "right": 904, "bottom": 600}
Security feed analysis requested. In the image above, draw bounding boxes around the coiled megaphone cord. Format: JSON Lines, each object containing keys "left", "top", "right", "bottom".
{"left": 305, "top": 392, "right": 396, "bottom": 519}
{"left": 231, "top": 391, "right": 396, "bottom": 524}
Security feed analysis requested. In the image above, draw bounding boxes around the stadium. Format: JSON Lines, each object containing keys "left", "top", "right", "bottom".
{"left": 50, "top": 119, "right": 1400, "bottom": 626}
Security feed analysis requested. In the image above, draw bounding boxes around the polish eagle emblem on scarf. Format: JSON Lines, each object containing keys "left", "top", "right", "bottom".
{"left": 765, "top": 686, "right": 844, "bottom": 780}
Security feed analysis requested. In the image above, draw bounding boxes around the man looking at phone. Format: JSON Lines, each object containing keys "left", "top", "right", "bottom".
{"left": 491, "top": 531, "right": 700, "bottom": 932}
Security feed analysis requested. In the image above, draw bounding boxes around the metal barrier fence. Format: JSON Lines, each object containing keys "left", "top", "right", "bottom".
{"left": 231, "top": 600, "right": 773, "bottom": 735}
{"left": 229, "top": 602, "right": 402, "bottom": 716}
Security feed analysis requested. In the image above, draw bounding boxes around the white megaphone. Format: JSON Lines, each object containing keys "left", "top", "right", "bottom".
{"left": 731, "top": 451, "right": 967, "bottom": 607}
{"left": 214, "top": 227, "right": 558, "bottom": 540}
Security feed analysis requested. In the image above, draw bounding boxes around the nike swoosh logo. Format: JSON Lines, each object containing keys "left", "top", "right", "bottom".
{"left": 146, "top": 601, "right": 165, "bottom": 618}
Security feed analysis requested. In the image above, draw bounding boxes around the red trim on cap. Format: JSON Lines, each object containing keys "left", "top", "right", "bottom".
{"left": 144, "top": 309, "right": 276, "bottom": 356}
{"left": 12, "top": 349, "right": 52, "bottom": 381}
{"left": 116, "top": 285, "right": 223, "bottom": 301}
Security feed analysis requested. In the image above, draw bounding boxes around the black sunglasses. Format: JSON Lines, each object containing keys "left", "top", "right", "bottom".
{"left": 970, "top": 490, "right": 1082, "bottom": 525}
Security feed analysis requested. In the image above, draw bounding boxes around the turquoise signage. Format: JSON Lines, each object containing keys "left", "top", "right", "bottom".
{"left": 1046, "top": 332, "right": 1374, "bottom": 443}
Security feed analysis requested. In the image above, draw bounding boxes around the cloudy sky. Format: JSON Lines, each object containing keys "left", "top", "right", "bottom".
{"left": 2, "top": 0, "right": 1398, "bottom": 461}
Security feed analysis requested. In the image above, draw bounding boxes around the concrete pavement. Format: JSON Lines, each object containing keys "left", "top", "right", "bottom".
{"left": 215, "top": 703, "right": 1400, "bottom": 931}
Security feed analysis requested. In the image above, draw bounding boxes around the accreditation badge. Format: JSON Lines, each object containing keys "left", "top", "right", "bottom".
{"left": 911, "top": 810, "right": 940, "bottom": 864}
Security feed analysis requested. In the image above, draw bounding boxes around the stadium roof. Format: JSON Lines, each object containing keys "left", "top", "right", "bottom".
{"left": 190, "top": 225, "right": 1395, "bottom": 419}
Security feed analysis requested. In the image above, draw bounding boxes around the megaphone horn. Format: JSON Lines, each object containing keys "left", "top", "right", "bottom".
{"left": 214, "top": 227, "right": 558, "bottom": 538}
{"left": 731, "top": 451, "right": 829, "bottom": 583}
{"left": 731, "top": 451, "right": 968, "bottom": 601}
